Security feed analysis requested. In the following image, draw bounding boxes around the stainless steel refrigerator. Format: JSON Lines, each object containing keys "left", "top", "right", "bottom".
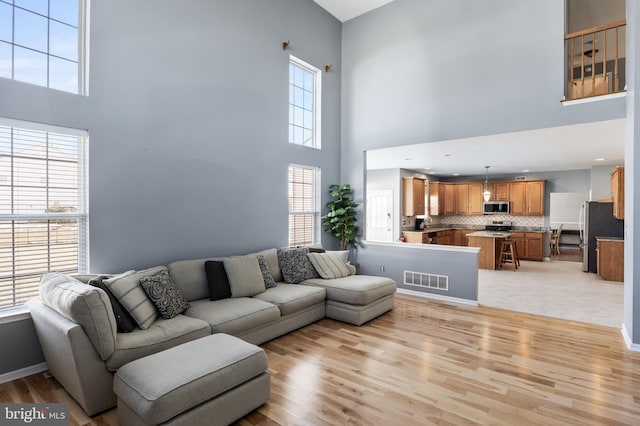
{"left": 579, "top": 201, "right": 624, "bottom": 273}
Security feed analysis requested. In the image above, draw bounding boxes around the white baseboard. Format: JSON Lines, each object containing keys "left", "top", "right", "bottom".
{"left": 0, "top": 362, "right": 48, "bottom": 385}
{"left": 396, "top": 288, "right": 478, "bottom": 306}
{"left": 621, "top": 324, "right": 640, "bottom": 352}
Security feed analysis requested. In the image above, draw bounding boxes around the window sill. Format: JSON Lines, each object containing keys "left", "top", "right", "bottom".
{"left": 561, "top": 91, "right": 626, "bottom": 106}
{"left": 0, "top": 306, "right": 32, "bottom": 325}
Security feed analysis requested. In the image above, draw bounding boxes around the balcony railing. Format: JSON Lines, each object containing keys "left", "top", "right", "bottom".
{"left": 565, "top": 19, "right": 626, "bottom": 101}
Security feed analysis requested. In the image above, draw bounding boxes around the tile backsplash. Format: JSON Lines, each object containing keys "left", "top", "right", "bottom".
{"left": 440, "top": 214, "right": 545, "bottom": 228}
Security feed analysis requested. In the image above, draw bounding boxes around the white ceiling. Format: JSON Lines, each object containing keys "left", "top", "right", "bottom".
{"left": 313, "top": 0, "right": 396, "bottom": 22}
{"left": 366, "top": 119, "right": 625, "bottom": 177}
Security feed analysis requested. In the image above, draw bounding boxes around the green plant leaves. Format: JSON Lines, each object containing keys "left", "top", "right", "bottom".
{"left": 321, "top": 183, "right": 359, "bottom": 250}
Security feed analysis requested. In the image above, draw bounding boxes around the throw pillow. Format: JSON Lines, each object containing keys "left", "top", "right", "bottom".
{"left": 307, "top": 252, "right": 351, "bottom": 279}
{"left": 140, "top": 269, "right": 190, "bottom": 319}
{"left": 256, "top": 255, "right": 277, "bottom": 289}
{"left": 277, "top": 247, "right": 320, "bottom": 284}
{"left": 326, "top": 250, "right": 349, "bottom": 263}
{"left": 346, "top": 262, "right": 357, "bottom": 275}
{"left": 88, "top": 275, "right": 137, "bottom": 333}
{"left": 204, "top": 260, "right": 232, "bottom": 301}
{"left": 104, "top": 266, "right": 165, "bottom": 330}
{"left": 223, "top": 255, "right": 266, "bottom": 297}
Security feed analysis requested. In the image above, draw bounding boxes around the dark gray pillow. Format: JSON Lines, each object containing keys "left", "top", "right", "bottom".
{"left": 277, "top": 247, "right": 320, "bottom": 284}
{"left": 204, "top": 260, "right": 232, "bottom": 300}
{"left": 257, "top": 255, "right": 277, "bottom": 289}
{"left": 88, "top": 275, "right": 137, "bottom": 333}
{"left": 140, "top": 270, "right": 190, "bottom": 319}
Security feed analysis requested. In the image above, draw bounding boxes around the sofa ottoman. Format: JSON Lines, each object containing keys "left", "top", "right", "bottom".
{"left": 113, "top": 334, "right": 270, "bottom": 426}
{"left": 302, "top": 275, "right": 397, "bottom": 325}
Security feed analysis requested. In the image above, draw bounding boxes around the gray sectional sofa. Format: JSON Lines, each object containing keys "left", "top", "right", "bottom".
{"left": 27, "top": 247, "right": 396, "bottom": 416}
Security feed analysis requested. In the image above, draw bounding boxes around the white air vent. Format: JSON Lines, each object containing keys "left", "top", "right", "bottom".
{"left": 515, "top": 175, "right": 527, "bottom": 181}
{"left": 404, "top": 270, "right": 449, "bottom": 291}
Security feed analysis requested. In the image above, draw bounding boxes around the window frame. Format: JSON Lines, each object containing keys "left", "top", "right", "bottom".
{"left": 288, "top": 55, "right": 321, "bottom": 149}
{"left": 0, "top": 0, "right": 90, "bottom": 95}
{"left": 288, "top": 164, "right": 321, "bottom": 247}
{"left": 0, "top": 117, "right": 89, "bottom": 313}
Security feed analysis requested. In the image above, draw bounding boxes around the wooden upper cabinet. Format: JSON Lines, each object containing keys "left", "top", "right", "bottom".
{"left": 510, "top": 180, "right": 544, "bottom": 216}
{"left": 468, "top": 183, "right": 484, "bottom": 215}
{"left": 527, "top": 180, "right": 545, "bottom": 216}
{"left": 429, "top": 182, "right": 445, "bottom": 216}
{"left": 494, "top": 182, "right": 510, "bottom": 201}
{"left": 510, "top": 182, "right": 526, "bottom": 215}
{"left": 455, "top": 184, "right": 469, "bottom": 214}
{"left": 611, "top": 166, "right": 624, "bottom": 219}
{"left": 402, "top": 177, "right": 426, "bottom": 216}
{"left": 443, "top": 184, "right": 456, "bottom": 215}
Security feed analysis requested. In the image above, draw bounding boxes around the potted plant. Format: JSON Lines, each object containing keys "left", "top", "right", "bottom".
{"left": 322, "top": 184, "right": 359, "bottom": 250}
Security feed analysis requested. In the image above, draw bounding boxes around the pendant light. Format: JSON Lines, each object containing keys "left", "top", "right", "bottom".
{"left": 483, "top": 166, "right": 491, "bottom": 202}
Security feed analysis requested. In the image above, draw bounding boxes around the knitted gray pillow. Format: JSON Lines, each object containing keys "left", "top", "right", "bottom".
{"left": 257, "top": 255, "right": 277, "bottom": 288}
{"left": 277, "top": 247, "right": 319, "bottom": 284}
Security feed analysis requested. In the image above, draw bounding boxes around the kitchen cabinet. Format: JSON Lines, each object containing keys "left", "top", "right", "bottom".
{"left": 455, "top": 184, "right": 469, "bottom": 214}
{"left": 611, "top": 166, "right": 624, "bottom": 219}
{"left": 510, "top": 180, "right": 545, "bottom": 216}
{"left": 402, "top": 231, "right": 427, "bottom": 244}
{"left": 431, "top": 230, "right": 452, "bottom": 245}
{"left": 443, "top": 184, "right": 456, "bottom": 215}
{"left": 510, "top": 231, "right": 543, "bottom": 261}
{"left": 452, "top": 183, "right": 483, "bottom": 215}
{"left": 429, "top": 182, "right": 445, "bottom": 216}
{"left": 494, "top": 182, "right": 510, "bottom": 201}
{"left": 403, "top": 177, "right": 426, "bottom": 216}
{"left": 453, "top": 229, "right": 474, "bottom": 246}
{"left": 596, "top": 237, "right": 624, "bottom": 282}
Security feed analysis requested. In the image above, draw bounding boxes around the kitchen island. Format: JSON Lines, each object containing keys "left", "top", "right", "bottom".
{"left": 467, "top": 231, "right": 512, "bottom": 270}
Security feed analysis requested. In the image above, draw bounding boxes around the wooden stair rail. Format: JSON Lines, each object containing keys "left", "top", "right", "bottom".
{"left": 564, "top": 19, "right": 626, "bottom": 101}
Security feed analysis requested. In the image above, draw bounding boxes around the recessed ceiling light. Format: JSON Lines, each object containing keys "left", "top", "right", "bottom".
{"left": 522, "top": 169, "right": 529, "bottom": 172}
{"left": 444, "top": 154, "right": 452, "bottom": 157}
{"left": 594, "top": 158, "right": 606, "bottom": 161}
{"left": 404, "top": 157, "right": 411, "bottom": 161}
{"left": 452, "top": 173, "right": 459, "bottom": 176}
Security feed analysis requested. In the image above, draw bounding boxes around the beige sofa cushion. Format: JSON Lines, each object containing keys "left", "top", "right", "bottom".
{"left": 302, "top": 275, "right": 396, "bottom": 305}
{"left": 167, "top": 258, "right": 217, "bottom": 302}
{"left": 186, "top": 298, "right": 280, "bottom": 335}
{"left": 39, "top": 272, "right": 117, "bottom": 360}
{"left": 253, "top": 283, "right": 326, "bottom": 316}
{"left": 106, "top": 315, "right": 210, "bottom": 371}
{"left": 307, "top": 253, "right": 352, "bottom": 279}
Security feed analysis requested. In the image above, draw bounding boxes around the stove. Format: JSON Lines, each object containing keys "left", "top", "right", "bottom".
{"left": 485, "top": 221, "right": 512, "bottom": 232}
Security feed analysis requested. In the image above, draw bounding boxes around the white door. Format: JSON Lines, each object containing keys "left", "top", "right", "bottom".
{"left": 366, "top": 190, "right": 393, "bottom": 242}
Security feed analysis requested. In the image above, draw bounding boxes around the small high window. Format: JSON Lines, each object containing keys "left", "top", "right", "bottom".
{"left": 288, "top": 56, "right": 321, "bottom": 149}
{"left": 0, "top": 0, "right": 89, "bottom": 94}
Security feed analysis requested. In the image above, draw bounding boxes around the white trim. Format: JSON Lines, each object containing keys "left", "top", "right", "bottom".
{"left": 561, "top": 91, "right": 626, "bottom": 106}
{"left": 621, "top": 323, "right": 640, "bottom": 352}
{"left": 0, "top": 363, "right": 47, "bottom": 385}
{"left": 363, "top": 240, "right": 481, "bottom": 254}
{"left": 0, "top": 306, "right": 31, "bottom": 324}
{"left": 396, "top": 288, "right": 478, "bottom": 306}
{"left": 0, "top": 117, "right": 88, "bottom": 137}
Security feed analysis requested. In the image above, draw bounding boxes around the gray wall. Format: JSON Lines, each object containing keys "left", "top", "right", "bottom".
{"left": 591, "top": 165, "right": 619, "bottom": 200}
{"left": 625, "top": 0, "right": 639, "bottom": 346}
{"left": 0, "top": 0, "right": 341, "bottom": 375}
{"left": 0, "top": 319, "right": 44, "bottom": 375}
{"left": 356, "top": 243, "right": 479, "bottom": 301}
{"left": 341, "top": 0, "right": 628, "bottom": 324}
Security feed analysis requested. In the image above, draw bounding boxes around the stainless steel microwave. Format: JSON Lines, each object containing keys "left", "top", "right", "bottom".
{"left": 483, "top": 201, "right": 509, "bottom": 215}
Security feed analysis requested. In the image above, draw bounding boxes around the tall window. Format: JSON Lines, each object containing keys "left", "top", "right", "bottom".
{"left": 288, "top": 56, "right": 321, "bottom": 149}
{"left": 0, "top": 0, "right": 89, "bottom": 94}
{"left": 0, "top": 119, "right": 88, "bottom": 311}
{"left": 288, "top": 165, "right": 320, "bottom": 247}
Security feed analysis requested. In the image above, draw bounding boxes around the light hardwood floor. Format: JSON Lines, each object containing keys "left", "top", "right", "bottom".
{"left": 2, "top": 294, "right": 640, "bottom": 425}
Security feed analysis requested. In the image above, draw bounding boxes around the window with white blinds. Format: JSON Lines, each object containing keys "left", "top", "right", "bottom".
{"left": 288, "top": 165, "right": 320, "bottom": 247}
{"left": 0, "top": 119, "right": 88, "bottom": 311}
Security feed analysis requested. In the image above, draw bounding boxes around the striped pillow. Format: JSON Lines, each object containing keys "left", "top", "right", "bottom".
{"left": 307, "top": 253, "right": 352, "bottom": 279}
{"left": 104, "top": 266, "right": 165, "bottom": 330}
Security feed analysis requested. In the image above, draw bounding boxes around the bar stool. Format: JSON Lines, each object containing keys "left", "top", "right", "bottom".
{"left": 499, "top": 240, "right": 518, "bottom": 271}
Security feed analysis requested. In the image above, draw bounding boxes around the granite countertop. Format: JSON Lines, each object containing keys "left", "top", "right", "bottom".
{"left": 467, "top": 231, "right": 512, "bottom": 238}
{"left": 595, "top": 236, "right": 624, "bottom": 242}
{"left": 403, "top": 226, "right": 547, "bottom": 234}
